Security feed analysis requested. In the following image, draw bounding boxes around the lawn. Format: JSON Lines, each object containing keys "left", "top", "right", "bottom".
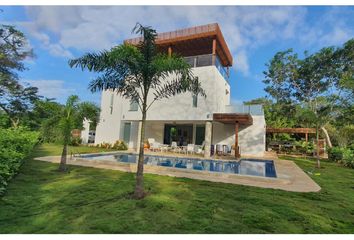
{"left": 0, "top": 144, "right": 353, "bottom": 233}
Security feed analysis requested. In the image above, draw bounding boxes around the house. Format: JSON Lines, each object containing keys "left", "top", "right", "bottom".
{"left": 93, "top": 23, "right": 266, "bottom": 157}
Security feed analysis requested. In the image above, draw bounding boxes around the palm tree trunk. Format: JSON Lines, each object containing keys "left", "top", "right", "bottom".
{"left": 316, "top": 125, "right": 321, "bottom": 169}
{"left": 59, "top": 144, "right": 68, "bottom": 172}
{"left": 133, "top": 109, "right": 146, "bottom": 199}
{"left": 321, "top": 126, "right": 332, "bottom": 148}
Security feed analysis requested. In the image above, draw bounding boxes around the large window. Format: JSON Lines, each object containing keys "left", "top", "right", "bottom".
{"left": 129, "top": 100, "right": 139, "bottom": 111}
{"left": 192, "top": 94, "right": 198, "bottom": 108}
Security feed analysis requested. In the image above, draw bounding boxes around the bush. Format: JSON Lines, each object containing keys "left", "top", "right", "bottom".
{"left": 112, "top": 140, "right": 128, "bottom": 150}
{"left": 69, "top": 137, "right": 82, "bottom": 146}
{"left": 97, "top": 142, "right": 112, "bottom": 149}
{"left": 328, "top": 147, "right": 354, "bottom": 169}
{"left": 0, "top": 128, "right": 39, "bottom": 195}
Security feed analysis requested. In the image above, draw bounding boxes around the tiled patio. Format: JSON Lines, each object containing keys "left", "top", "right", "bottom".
{"left": 35, "top": 150, "right": 321, "bottom": 193}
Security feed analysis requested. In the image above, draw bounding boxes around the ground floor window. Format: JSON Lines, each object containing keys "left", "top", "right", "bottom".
{"left": 195, "top": 125, "right": 205, "bottom": 145}
{"left": 163, "top": 124, "right": 193, "bottom": 145}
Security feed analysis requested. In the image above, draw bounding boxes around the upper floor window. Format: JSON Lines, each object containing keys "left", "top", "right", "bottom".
{"left": 109, "top": 93, "right": 114, "bottom": 114}
{"left": 192, "top": 94, "right": 198, "bottom": 108}
{"left": 129, "top": 99, "right": 139, "bottom": 111}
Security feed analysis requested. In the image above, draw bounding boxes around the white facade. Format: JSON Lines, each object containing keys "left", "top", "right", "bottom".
{"left": 94, "top": 65, "right": 266, "bottom": 157}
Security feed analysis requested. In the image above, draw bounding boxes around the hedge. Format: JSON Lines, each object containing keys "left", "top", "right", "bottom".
{"left": 0, "top": 128, "right": 39, "bottom": 195}
{"left": 328, "top": 147, "right": 354, "bottom": 169}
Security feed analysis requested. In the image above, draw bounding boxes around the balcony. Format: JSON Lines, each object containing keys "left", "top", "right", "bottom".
{"left": 184, "top": 54, "right": 230, "bottom": 80}
{"left": 225, "top": 104, "right": 264, "bottom": 116}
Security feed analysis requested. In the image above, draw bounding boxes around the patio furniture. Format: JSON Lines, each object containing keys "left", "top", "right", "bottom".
{"left": 171, "top": 141, "right": 182, "bottom": 154}
{"left": 150, "top": 142, "right": 161, "bottom": 152}
{"left": 195, "top": 141, "right": 205, "bottom": 155}
{"left": 186, "top": 144, "right": 195, "bottom": 155}
{"left": 216, "top": 144, "right": 223, "bottom": 156}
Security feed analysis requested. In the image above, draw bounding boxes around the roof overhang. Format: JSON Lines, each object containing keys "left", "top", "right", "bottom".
{"left": 213, "top": 113, "right": 253, "bottom": 125}
{"left": 124, "top": 23, "right": 233, "bottom": 67}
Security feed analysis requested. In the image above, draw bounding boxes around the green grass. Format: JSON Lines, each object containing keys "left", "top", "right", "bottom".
{"left": 0, "top": 144, "right": 353, "bottom": 233}
{"left": 31, "top": 142, "right": 118, "bottom": 158}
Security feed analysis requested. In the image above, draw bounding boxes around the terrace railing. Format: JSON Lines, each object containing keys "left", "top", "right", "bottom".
{"left": 225, "top": 104, "right": 264, "bottom": 116}
{"left": 184, "top": 54, "right": 229, "bottom": 80}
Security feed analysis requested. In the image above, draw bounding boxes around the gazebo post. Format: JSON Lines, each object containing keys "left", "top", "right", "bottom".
{"left": 235, "top": 121, "right": 239, "bottom": 158}
{"left": 305, "top": 133, "right": 308, "bottom": 143}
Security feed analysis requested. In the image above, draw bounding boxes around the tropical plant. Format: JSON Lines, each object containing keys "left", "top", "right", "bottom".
{"left": 69, "top": 23, "right": 205, "bottom": 199}
{"left": 57, "top": 95, "right": 100, "bottom": 172}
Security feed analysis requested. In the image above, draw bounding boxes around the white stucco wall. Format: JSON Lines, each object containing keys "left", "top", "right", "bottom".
{"left": 94, "top": 65, "right": 230, "bottom": 144}
{"left": 123, "top": 66, "right": 230, "bottom": 121}
{"left": 81, "top": 118, "right": 91, "bottom": 144}
{"left": 212, "top": 115, "right": 266, "bottom": 157}
{"left": 93, "top": 64, "right": 266, "bottom": 156}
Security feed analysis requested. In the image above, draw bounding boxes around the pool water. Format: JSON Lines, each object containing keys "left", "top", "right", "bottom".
{"left": 80, "top": 153, "right": 277, "bottom": 178}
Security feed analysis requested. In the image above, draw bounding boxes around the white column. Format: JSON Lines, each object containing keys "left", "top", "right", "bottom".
{"left": 136, "top": 121, "right": 142, "bottom": 153}
{"left": 204, "top": 121, "right": 212, "bottom": 158}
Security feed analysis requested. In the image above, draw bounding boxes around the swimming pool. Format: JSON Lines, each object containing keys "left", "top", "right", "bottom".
{"left": 80, "top": 153, "right": 277, "bottom": 178}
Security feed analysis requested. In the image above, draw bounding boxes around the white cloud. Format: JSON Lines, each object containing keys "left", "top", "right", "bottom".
{"left": 17, "top": 6, "right": 353, "bottom": 75}
{"left": 24, "top": 79, "right": 75, "bottom": 99}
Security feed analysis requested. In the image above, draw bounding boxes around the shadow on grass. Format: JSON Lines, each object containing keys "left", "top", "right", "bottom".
{"left": 0, "top": 156, "right": 354, "bottom": 233}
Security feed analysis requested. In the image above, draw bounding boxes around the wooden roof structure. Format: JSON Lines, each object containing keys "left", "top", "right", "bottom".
{"left": 266, "top": 128, "right": 316, "bottom": 134}
{"left": 124, "top": 23, "right": 233, "bottom": 67}
{"left": 213, "top": 113, "right": 253, "bottom": 125}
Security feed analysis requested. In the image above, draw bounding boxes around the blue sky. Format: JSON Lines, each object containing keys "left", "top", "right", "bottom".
{"left": 1, "top": 6, "right": 353, "bottom": 105}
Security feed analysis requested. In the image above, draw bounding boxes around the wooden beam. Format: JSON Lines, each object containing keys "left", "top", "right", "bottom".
{"left": 266, "top": 127, "right": 316, "bottom": 134}
{"left": 235, "top": 121, "right": 239, "bottom": 158}
{"left": 305, "top": 133, "right": 308, "bottom": 143}
{"left": 212, "top": 38, "right": 216, "bottom": 65}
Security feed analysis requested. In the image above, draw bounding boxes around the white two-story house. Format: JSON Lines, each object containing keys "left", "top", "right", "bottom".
{"left": 92, "top": 23, "right": 266, "bottom": 157}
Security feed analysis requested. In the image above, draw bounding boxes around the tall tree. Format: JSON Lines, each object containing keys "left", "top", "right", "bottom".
{"left": 0, "top": 24, "right": 38, "bottom": 127}
{"left": 69, "top": 23, "right": 205, "bottom": 199}
{"left": 263, "top": 39, "right": 354, "bottom": 167}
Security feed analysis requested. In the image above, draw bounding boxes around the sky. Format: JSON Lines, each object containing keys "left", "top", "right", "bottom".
{"left": 1, "top": 6, "right": 353, "bottom": 105}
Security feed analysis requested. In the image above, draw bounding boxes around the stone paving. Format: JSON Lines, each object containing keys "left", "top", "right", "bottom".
{"left": 35, "top": 151, "right": 321, "bottom": 193}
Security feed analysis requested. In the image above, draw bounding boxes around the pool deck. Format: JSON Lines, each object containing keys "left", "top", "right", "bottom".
{"left": 35, "top": 151, "right": 321, "bottom": 193}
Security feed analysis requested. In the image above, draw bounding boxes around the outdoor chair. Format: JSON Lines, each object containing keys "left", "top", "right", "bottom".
{"left": 195, "top": 141, "right": 205, "bottom": 155}
{"left": 150, "top": 142, "right": 162, "bottom": 152}
{"left": 171, "top": 141, "right": 182, "bottom": 154}
{"left": 186, "top": 144, "right": 195, "bottom": 155}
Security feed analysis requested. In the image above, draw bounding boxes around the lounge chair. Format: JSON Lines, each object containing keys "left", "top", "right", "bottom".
{"left": 195, "top": 141, "right": 205, "bottom": 155}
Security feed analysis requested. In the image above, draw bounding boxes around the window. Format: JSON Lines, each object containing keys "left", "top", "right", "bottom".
{"left": 109, "top": 93, "right": 114, "bottom": 114}
{"left": 129, "top": 99, "right": 139, "bottom": 111}
{"left": 192, "top": 94, "right": 198, "bottom": 108}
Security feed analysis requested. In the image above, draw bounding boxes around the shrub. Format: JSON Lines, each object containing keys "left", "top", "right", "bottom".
{"left": 328, "top": 147, "right": 354, "bottom": 169}
{"left": 97, "top": 142, "right": 112, "bottom": 149}
{"left": 0, "top": 128, "right": 39, "bottom": 195}
{"left": 328, "top": 147, "right": 344, "bottom": 162}
{"left": 69, "top": 137, "right": 82, "bottom": 146}
{"left": 112, "top": 140, "right": 128, "bottom": 150}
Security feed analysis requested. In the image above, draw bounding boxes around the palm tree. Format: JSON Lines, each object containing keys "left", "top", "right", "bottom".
{"left": 58, "top": 95, "right": 79, "bottom": 172}
{"left": 69, "top": 23, "right": 205, "bottom": 199}
{"left": 58, "top": 95, "right": 100, "bottom": 172}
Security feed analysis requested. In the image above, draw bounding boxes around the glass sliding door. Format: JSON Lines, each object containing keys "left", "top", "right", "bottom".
{"left": 195, "top": 125, "right": 205, "bottom": 145}
{"left": 123, "top": 122, "right": 131, "bottom": 144}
